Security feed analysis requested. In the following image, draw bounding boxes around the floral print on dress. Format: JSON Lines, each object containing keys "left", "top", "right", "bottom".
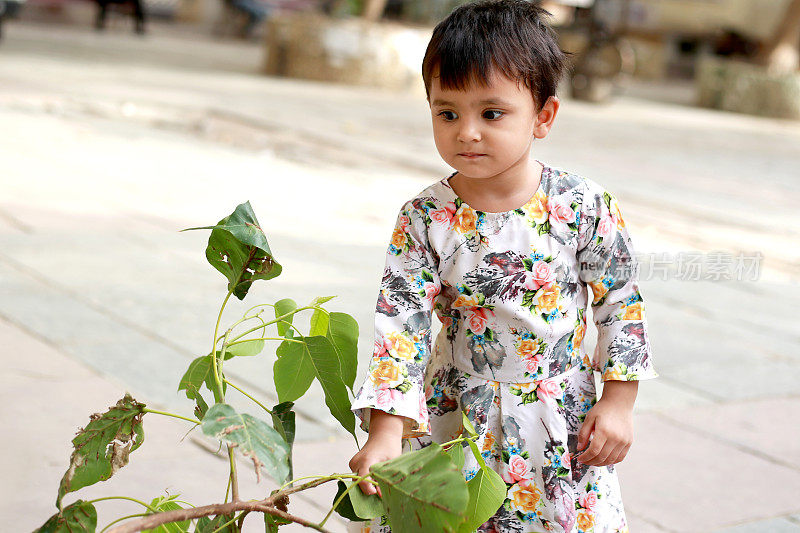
{"left": 349, "top": 161, "right": 655, "bottom": 532}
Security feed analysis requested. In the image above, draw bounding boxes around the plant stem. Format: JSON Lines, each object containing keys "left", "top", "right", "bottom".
{"left": 100, "top": 513, "right": 148, "bottom": 533}
{"left": 226, "top": 305, "right": 316, "bottom": 344}
{"left": 223, "top": 378, "right": 272, "bottom": 415}
{"left": 211, "top": 511, "right": 240, "bottom": 533}
{"left": 210, "top": 289, "right": 235, "bottom": 404}
{"left": 223, "top": 471, "right": 231, "bottom": 504}
{"left": 87, "top": 496, "right": 159, "bottom": 514}
{"left": 142, "top": 408, "right": 200, "bottom": 425}
{"left": 226, "top": 336, "right": 304, "bottom": 347}
{"left": 228, "top": 445, "right": 239, "bottom": 502}
{"left": 236, "top": 510, "right": 250, "bottom": 530}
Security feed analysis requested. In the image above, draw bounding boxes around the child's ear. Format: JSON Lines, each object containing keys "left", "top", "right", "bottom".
{"left": 533, "top": 96, "right": 560, "bottom": 139}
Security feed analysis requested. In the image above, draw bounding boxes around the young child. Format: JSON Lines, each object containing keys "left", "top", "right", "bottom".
{"left": 349, "top": 1, "right": 658, "bottom": 531}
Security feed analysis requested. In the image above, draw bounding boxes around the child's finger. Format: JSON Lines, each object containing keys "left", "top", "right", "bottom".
{"left": 357, "top": 466, "right": 376, "bottom": 495}
{"left": 576, "top": 433, "right": 606, "bottom": 464}
{"left": 576, "top": 415, "right": 595, "bottom": 450}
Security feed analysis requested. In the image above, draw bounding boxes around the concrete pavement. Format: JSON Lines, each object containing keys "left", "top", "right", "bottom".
{"left": 1, "top": 20, "right": 800, "bottom": 532}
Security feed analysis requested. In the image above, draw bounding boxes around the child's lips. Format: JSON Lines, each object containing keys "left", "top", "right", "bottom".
{"left": 458, "top": 152, "right": 486, "bottom": 159}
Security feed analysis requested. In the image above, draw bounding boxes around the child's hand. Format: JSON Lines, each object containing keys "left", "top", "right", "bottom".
{"left": 348, "top": 409, "right": 405, "bottom": 496}
{"left": 575, "top": 381, "right": 638, "bottom": 467}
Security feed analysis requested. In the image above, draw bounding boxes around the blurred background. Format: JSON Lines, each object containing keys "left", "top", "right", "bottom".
{"left": 1, "top": 0, "right": 799, "bottom": 531}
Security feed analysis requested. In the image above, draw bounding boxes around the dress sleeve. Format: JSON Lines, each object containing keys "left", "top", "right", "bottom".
{"left": 350, "top": 199, "right": 440, "bottom": 438}
{"left": 576, "top": 181, "right": 658, "bottom": 382}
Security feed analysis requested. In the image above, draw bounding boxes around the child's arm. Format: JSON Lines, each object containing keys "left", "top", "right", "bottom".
{"left": 574, "top": 181, "right": 658, "bottom": 466}
{"left": 348, "top": 409, "right": 407, "bottom": 496}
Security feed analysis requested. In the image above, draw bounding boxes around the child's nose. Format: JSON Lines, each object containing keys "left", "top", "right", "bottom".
{"left": 457, "top": 119, "right": 481, "bottom": 143}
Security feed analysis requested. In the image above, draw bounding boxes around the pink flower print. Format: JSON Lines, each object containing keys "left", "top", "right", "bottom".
{"left": 562, "top": 451, "right": 572, "bottom": 468}
{"left": 536, "top": 377, "right": 563, "bottom": 403}
{"left": 581, "top": 490, "right": 598, "bottom": 510}
{"left": 430, "top": 202, "right": 457, "bottom": 226}
{"left": 375, "top": 386, "right": 403, "bottom": 409}
{"left": 466, "top": 307, "right": 492, "bottom": 335}
{"left": 423, "top": 282, "right": 440, "bottom": 304}
{"left": 523, "top": 260, "right": 556, "bottom": 291}
{"left": 374, "top": 339, "right": 390, "bottom": 359}
{"left": 523, "top": 355, "right": 541, "bottom": 374}
{"left": 596, "top": 215, "right": 616, "bottom": 239}
{"left": 424, "top": 384, "right": 434, "bottom": 400}
{"left": 548, "top": 197, "right": 576, "bottom": 225}
{"left": 502, "top": 454, "right": 532, "bottom": 483}
{"left": 398, "top": 214, "right": 410, "bottom": 228}
{"left": 418, "top": 392, "right": 428, "bottom": 422}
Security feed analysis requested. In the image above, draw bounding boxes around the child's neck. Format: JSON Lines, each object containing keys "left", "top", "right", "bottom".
{"left": 451, "top": 158, "right": 544, "bottom": 213}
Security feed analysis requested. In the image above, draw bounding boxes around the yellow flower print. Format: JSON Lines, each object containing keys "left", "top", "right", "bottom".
{"left": 534, "top": 285, "right": 563, "bottom": 315}
{"left": 453, "top": 204, "right": 477, "bottom": 234}
{"left": 576, "top": 508, "right": 595, "bottom": 531}
{"left": 522, "top": 190, "right": 548, "bottom": 225}
{"left": 482, "top": 431, "right": 495, "bottom": 452}
{"left": 370, "top": 358, "right": 402, "bottom": 388}
{"left": 611, "top": 200, "right": 626, "bottom": 229}
{"left": 573, "top": 323, "right": 586, "bottom": 355}
{"left": 391, "top": 227, "right": 407, "bottom": 248}
{"left": 386, "top": 331, "right": 417, "bottom": 360}
{"left": 588, "top": 280, "right": 609, "bottom": 305}
{"left": 621, "top": 302, "right": 643, "bottom": 321}
{"left": 516, "top": 338, "right": 541, "bottom": 359}
{"left": 508, "top": 480, "right": 542, "bottom": 514}
{"left": 602, "top": 365, "right": 626, "bottom": 381}
{"left": 453, "top": 294, "right": 480, "bottom": 308}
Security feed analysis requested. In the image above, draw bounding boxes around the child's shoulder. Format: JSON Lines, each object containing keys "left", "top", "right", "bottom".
{"left": 394, "top": 174, "right": 454, "bottom": 214}
{"left": 544, "top": 164, "right": 610, "bottom": 202}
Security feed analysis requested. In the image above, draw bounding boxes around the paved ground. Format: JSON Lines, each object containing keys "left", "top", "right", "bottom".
{"left": 1, "top": 19, "right": 800, "bottom": 533}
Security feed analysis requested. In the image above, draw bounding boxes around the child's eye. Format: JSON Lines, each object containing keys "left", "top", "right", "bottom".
{"left": 483, "top": 110, "right": 504, "bottom": 120}
{"left": 438, "top": 111, "right": 457, "bottom": 121}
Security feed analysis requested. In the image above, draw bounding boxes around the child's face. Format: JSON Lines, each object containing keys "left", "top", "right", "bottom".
{"left": 428, "top": 68, "right": 556, "bottom": 181}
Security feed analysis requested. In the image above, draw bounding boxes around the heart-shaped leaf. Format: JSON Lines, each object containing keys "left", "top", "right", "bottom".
{"left": 35, "top": 500, "right": 97, "bottom": 532}
{"left": 273, "top": 336, "right": 355, "bottom": 436}
{"left": 201, "top": 403, "right": 290, "bottom": 484}
{"left": 57, "top": 394, "right": 146, "bottom": 509}
{"left": 326, "top": 312, "right": 359, "bottom": 391}
{"left": 370, "top": 443, "right": 469, "bottom": 533}
{"left": 181, "top": 201, "right": 281, "bottom": 300}
{"left": 223, "top": 338, "right": 265, "bottom": 358}
{"left": 457, "top": 466, "right": 506, "bottom": 533}
{"left": 274, "top": 298, "right": 298, "bottom": 338}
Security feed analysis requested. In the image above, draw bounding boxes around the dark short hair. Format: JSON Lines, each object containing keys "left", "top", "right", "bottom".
{"left": 422, "top": 0, "right": 572, "bottom": 112}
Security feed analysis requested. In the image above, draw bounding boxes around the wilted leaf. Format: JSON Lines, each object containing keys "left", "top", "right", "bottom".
{"left": 35, "top": 500, "right": 97, "bottom": 532}
{"left": 271, "top": 402, "right": 295, "bottom": 481}
{"left": 332, "top": 480, "right": 383, "bottom": 522}
{"left": 143, "top": 494, "right": 190, "bottom": 533}
{"left": 57, "top": 394, "right": 146, "bottom": 509}
{"left": 180, "top": 201, "right": 281, "bottom": 300}
{"left": 201, "top": 403, "right": 290, "bottom": 484}
{"left": 370, "top": 443, "right": 469, "bottom": 533}
{"left": 177, "top": 355, "right": 227, "bottom": 416}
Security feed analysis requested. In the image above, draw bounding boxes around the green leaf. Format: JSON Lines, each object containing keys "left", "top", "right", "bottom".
{"left": 274, "top": 298, "right": 298, "bottom": 338}
{"left": 273, "top": 339, "right": 315, "bottom": 403}
{"left": 201, "top": 403, "right": 290, "bottom": 484}
{"left": 327, "top": 312, "right": 359, "bottom": 391}
{"left": 177, "top": 355, "right": 227, "bottom": 416}
{"left": 35, "top": 500, "right": 97, "bottom": 532}
{"left": 309, "top": 308, "right": 329, "bottom": 337}
{"left": 311, "top": 295, "right": 336, "bottom": 306}
{"left": 370, "top": 443, "right": 469, "bottom": 533}
{"left": 457, "top": 466, "right": 506, "bottom": 533}
{"left": 56, "top": 394, "right": 146, "bottom": 509}
{"left": 461, "top": 411, "right": 478, "bottom": 439}
{"left": 445, "top": 442, "right": 465, "bottom": 471}
{"left": 143, "top": 494, "right": 190, "bottom": 533}
{"left": 196, "top": 513, "right": 236, "bottom": 532}
{"left": 271, "top": 402, "right": 296, "bottom": 481}
{"left": 465, "top": 438, "right": 487, "bottom": 470}
{"left": 274, "top": 336, "right": 356, "bottom": 436}
{"left": 333, "top": 479, "right": 383, "bottom": 522}
{"left": 181, "top": 201, "right": 281, "bottom": 300}
{"left": 264, "top": 512, "right": 290, "bottom": 532}
{"left": 224, "top": 339, "right": 265, "bottom": 357}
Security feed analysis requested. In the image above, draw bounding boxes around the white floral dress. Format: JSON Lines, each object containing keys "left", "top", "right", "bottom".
{"left": 350, "top": 161, "right": 658, "bottom": 533}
